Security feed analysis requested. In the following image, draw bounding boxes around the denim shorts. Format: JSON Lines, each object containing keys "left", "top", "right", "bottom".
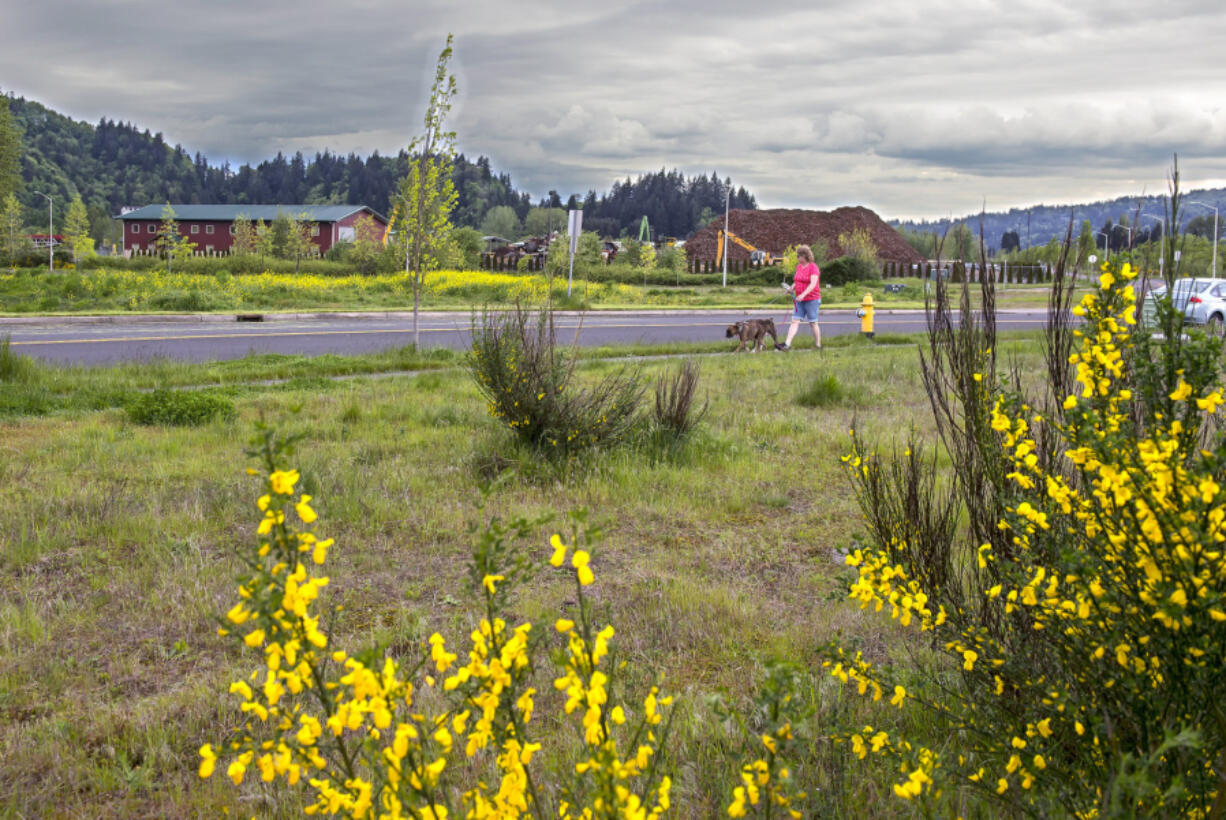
{"left": 793, "top": 298, "right": 821, "bottom": 323}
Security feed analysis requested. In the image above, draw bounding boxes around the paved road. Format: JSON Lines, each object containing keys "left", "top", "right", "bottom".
{"left": 2, "top": 309, "right": 1051, "bottom": 366}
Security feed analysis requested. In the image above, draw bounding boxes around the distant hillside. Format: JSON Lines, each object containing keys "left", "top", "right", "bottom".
{"left": 894, "top": 188, "right": 1226, "bottom": 252}
{"left": 4, "top": 93, "right": 756, "bottom": 247}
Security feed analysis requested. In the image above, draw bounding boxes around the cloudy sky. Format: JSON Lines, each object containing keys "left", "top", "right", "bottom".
{"left": 4, "top": 0, "right": 1225, "bottom": 219}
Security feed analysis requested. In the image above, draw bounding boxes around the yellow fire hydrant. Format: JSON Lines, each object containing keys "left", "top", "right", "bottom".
{"left": 857, "top": 292, "right": 875, "bottom": 338}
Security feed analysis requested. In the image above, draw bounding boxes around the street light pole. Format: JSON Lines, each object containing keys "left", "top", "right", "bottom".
{"left": 721, "top": 185, "right": 730, "bottom": 288}
{"left": 1143, "top": 214, "right": 1165, "bottom": 280}
{"left": 1094, "top": 231, "right": 1111, "bottom": 263}
{"left": 33, "top": 190, "right": 52, "bottom": 273}
{"left": 1187, "top": 201, "right": 1219, "bottom": 279}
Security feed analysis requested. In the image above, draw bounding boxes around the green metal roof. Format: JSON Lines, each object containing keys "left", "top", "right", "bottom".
{"left": 115, "top": 204, "right": 386, "bottom": 222}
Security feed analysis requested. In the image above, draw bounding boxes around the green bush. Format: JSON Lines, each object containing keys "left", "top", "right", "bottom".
{"left": 820, "top": 256, "right": 877, "bottom": 287}
{"left": 126, "top": 389, "right": 236, "bottom": 426}
{"left": 147, "top": 289, "right": 235, "bottom": 312}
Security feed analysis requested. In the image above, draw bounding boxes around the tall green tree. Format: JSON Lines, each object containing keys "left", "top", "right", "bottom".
{"left": 347, "top": 213, "right": 390, "bottom": 275}
{"left": 1075, "top": 219, "right": 1095, "bottom": 270}
{"left": 63, "top": 193, "right": 93, "bottom": 264}
{"left": 283, "top": 213, "right": 316, "bottom": 273}
{"left": 254, "top": 219, "right": 273, "bottom": 261}
{"left": 266, "top": 212, "right": 292, "bottom": 259}
{"left": 524, "top": 206, "right": 565, "bottom": 237}
{"left": 393, "top": 34, "right": 459, "bottom": 346}
{"left": 231, "top": 214, "right": 258, "bottom": 256}
{"left": 156, "top": 204, "right": 194, "bottom": 272}
{"left": 0, "top": 96, "right": 22, "bottom": 202}
{"left": 1, "top": 192, "right": 28, "bottom": 269}
{"left": 449, "top": 225, "right": 482, "bottom": 270}
{"left": 946, "top": 223, "right": 974, "bottom": 261}
{"left": 479, "top": 205, "right": 520, "bottom": 239}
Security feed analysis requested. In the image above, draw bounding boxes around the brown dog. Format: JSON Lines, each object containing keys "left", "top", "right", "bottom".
{"left": 725, "top": 318, "right": 780, "bottom": 352}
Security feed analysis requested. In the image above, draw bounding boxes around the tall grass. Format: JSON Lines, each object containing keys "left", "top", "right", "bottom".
{"left": 796, "top": 373, "right": 856, "bottom": 407}
{"left": 0, "top": 335, "right": 36, "bottom": 384}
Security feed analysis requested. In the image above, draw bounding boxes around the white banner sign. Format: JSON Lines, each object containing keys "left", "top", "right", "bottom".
{"left": 568, "top": 209, "right": 583, "bottom": 255}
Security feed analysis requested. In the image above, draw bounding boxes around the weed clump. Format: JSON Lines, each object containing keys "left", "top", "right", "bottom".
{"left": 650, "top": 359, "right": 707, "bottom": 450}
{"left": 468, "top": 304, "right": 643, "bottom": 458}
{"left": 126, "top": 389, "right": 236, "bottom": 426}
{"left": 796, "top": 373, "right": 846, "bottom": 407}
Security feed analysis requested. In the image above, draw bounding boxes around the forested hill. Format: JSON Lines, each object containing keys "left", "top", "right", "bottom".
{"left": 894, "top": 186, "right": 1226, "bottom": 252}
{"left": 6, "top": 94, "right": 756, "bottom": 245}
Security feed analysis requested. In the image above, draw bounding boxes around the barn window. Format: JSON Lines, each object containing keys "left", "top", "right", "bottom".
{"left": 311, "top": 224, "right": 320, "bottom": 237}
{"left": 147, "top": 224, "right": 156, "bottom": 234}
{"left": 190, "top": 224, "right": 199, "bottom": 234}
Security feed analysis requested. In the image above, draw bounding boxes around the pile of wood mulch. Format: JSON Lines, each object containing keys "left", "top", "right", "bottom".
{"left": 685, "top": 206, "right": 924, "bottom": 264}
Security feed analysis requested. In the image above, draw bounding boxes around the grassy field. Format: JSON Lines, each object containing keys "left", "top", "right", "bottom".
{"left": 0, "top": 333, "right": 1047, "bottom": 817}
{"left": 0, "top": 266, "right": 1056, "bottom": 315}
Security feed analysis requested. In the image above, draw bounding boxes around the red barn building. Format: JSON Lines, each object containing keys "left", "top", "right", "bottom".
{"left": 115, "top": 204, "right": 387, "bottom": 257}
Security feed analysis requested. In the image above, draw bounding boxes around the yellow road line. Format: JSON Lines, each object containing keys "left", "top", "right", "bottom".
{"left": 9, "top": 318, "right": 1049, "bottom": 346}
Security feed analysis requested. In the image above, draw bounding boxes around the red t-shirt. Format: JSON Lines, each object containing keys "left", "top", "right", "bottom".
{"left": 794, "top": 262, "right": 821, "bottom": 301}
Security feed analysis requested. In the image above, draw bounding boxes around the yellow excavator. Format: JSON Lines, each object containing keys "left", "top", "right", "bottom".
{"left": 715, "top": 229, "right": 784, "bottom": 267}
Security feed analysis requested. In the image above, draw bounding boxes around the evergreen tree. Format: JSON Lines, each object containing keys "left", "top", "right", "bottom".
{"left": 0, "top": 96, "right": 22, "bottom": 202}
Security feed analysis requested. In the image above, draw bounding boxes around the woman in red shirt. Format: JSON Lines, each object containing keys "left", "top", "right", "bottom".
{"left": 778, "top": 244, "right": 822, "bottom": 351}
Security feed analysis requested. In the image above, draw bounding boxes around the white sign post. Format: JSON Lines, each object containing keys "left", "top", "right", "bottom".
{"left": 567, "top": 209, "right": 583, "bottom": 298}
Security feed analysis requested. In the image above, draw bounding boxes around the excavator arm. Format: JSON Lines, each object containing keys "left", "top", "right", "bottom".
{"left": 716, "top": 229, "right": 784, "bottom": 267}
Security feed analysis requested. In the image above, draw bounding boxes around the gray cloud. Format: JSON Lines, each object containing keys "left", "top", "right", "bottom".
{"left": 2, "top": 0, "right": 1224, "bottom": 219}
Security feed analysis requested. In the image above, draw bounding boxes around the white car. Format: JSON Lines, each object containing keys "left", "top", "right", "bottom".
{"left": 1144, "top": 278, "right": 1226, "bottom": 334}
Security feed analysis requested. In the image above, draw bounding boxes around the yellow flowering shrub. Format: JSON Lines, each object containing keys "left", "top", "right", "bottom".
{"left": 723, "top": 663, "right": 808, "bottom": 819}
{"left": 201, "top": 429, "right": 674, "bottom": 818}
{"left": 829, "top": 261, "right": 1226, "bottom": 817}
